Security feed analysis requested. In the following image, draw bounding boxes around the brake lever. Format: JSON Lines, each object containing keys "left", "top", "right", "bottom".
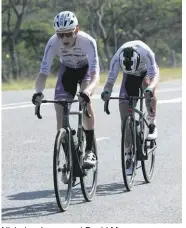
{"left": 104, "top": 100, "right": 110, "bottom": 115}
{"left": 35, "top": 104, "right": 42, "bottom": 119}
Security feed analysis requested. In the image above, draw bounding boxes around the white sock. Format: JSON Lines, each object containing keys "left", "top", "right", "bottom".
{"left": 147, "top": 116, "right": 156, "bottom": 125}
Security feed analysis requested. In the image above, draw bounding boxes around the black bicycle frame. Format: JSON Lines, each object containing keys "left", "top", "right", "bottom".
{"left": 105, "top": 87, "right": 147, "bottom": 121}
{"left": 104, "top": 87, "right": 150, "bottom": 159}
{"left": 131, "top": 88, "right": 149, "bottom": 129}
{"left": 35, "top": 99, "right": 91, "bottom": 175}
{"left": 63, "top": 101, "right": 84, "bottom": 168}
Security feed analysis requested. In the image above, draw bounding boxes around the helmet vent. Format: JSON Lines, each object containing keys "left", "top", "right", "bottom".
{"left": 69, "top": 20, "right": 74, "bottom": 25}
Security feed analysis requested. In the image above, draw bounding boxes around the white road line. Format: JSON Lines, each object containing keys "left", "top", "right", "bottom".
{"left": 2, "top": 101, "right": 31, "bottom": 107}
{"left": 2, "top": 103, "right": 50, "bottom": 110}
{"left": 157, "top": 88, "right": 181, "bottom": 93}
{"left": 96, "top": 137, "right": 110, "bottom": 142}
{"left": 93, "top": 88, "right": 181, "bottom": 98}
{"left": 2, "top": 87, "right": 181, "bottom": 108}
{"left": 111, "top": 87, "right": 181, "bottom": 94}
{"left": 23, "top": 137, "right": 110, "bottom": 144}
{"left": 1, "top": 97, "right": 182, "bottom": 110}
{"left": 23, "top": 140, "right": 37, "bottom": 144}
{"left": 2, "top": 87, "right": 182, "bottom": 110}
{"left": 158, "top": 97, "right": 182, "bottom": 104}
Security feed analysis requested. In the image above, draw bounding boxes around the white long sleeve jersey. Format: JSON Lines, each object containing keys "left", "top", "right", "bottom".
{"left": 107, "top": 40, "right": 159, "bottom": 85}
{"left": 39, "top": 31, "right": 100, "bottom": 75}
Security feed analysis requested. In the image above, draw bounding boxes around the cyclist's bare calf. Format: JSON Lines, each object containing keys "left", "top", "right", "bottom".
{"left": 142, "top": 75, "right": 159, "bottom": 118}
{"left": 54, "top": 103, "right": 64, "bottom": 131}
{"left": 80, "top": 81, "right": 95, "bottom": 131}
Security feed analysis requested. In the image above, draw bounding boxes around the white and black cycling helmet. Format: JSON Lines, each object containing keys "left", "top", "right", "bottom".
{"left": 119, "top": 47, "right": 140, "bottom": 73}
{"left": 53, "top": 11, "right": 78, "bottom": 33}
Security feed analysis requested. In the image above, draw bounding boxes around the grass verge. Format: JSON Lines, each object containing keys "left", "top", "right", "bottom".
{"left": 2, "top": 67, "right": 181, "bottom": 91}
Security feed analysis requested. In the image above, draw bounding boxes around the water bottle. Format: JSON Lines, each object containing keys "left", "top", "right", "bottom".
{"left": 72, "top": 129, "right": 78, "bottom": 149}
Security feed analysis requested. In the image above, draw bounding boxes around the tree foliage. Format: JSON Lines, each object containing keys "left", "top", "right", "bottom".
{"left": 2, "top": 0, "right": 182, "bottom": 81}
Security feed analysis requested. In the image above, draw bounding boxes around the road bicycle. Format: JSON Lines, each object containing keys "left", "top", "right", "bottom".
{"left": 35, "top": 97, "right": 98, "bottom": 211}
{"left": 104, "top": 88, "right": 157, "bottom": 191}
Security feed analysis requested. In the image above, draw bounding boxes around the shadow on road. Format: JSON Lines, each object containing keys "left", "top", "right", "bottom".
{"left": 2, "top": 201, "right": 59, "bottom": 220}
{"left": 2, "top": 187, "right": 85, "bottom": 221}
{"left": 96, "top": 182, "right": 128, "bottom": 196}
{"left": 7, "top": 189, "right": 55, "bottom": 201}
{"left": 2, "top": 181, "right": 145, "bottom": 220}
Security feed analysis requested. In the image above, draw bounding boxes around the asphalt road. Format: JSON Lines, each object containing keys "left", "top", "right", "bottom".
{"left": 1, "top": 80, "right": 182, "bottom": 223}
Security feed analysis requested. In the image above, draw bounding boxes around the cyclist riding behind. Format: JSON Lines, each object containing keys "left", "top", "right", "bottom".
{"left": 32, "top": 11, "right": 100, "bottom": 167}
{"left": 101, "top": 40, "right": 159, "bottom": 144}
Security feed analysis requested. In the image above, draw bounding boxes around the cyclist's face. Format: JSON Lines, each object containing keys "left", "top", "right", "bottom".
{"left": 57, "top": 31, "right": 76, "bottom": 48}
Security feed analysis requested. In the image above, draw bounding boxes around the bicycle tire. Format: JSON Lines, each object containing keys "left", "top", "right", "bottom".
{"left": 80, "top": 135, "right": 98, "bottom": 201}
{"left": 141, "top": 139, "right": 156, "bottom": 183}
{"left": 53, "top": 128, "right": 73, "bottom": 212}
{"left": 121, "top": 116, "right": 137, "bottom": 191}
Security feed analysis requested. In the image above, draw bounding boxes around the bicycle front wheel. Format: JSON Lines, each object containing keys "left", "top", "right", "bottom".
{"left": 53, "top": 128, "right": 73, "bottom": 212}
{"left": 80, "top": 134, "right": 98, "bottom": 202}
{"left": 121, "top": 116, "right": 137, "bottom": 191}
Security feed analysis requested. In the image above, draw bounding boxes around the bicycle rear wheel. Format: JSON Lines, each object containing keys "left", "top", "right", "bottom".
{"left": 138, "top": 113, "right": 156, "bottom": 183}
{"left": 53, "top": 128, "right": 73, "bottom": 212}
{"left": 80, "top": 134, "right": 98, "bottom": 201}
{"left": 141, "top": 139, "right": 156, "bottom": 183}
{"left": 121, "top": 116, "right": 137, "bottom": 191}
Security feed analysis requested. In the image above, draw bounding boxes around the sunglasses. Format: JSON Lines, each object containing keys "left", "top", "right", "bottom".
{"left": 57, "top": 32, "right": 74, "bottom": 38}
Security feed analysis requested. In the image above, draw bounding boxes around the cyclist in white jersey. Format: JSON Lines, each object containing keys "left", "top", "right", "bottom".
{"left": 32, "top": 11, "right": 100, "bottom": 167}
{"left": 101, "top": 40, "right": 159, "bottom": 140}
